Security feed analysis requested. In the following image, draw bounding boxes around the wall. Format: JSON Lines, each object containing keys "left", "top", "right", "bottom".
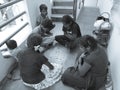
{"left": 84, "top": 0, "right": 98, "bottom": 7}
{"left": 24, "top": 0, "right": 51, "bottom": 29}
{"left": 97, "top": 0, "right": 120, "bottom": 90}
{"left": 107, "top": 1, "right": 120, "bottom": 90}
{"left": 11, "top": 1, "right": 32, "bottom": 46}
{"left": 0, "top": 0, "right": 35, "bottom": 62}
{"left": 97, "top": 0, "right": 113, "bottom": 14}
{"left": 0, "top": 0, "right": 32, "bottom": 48}
{"left": 76, "top": 0, "right": 83, "bottom": 19}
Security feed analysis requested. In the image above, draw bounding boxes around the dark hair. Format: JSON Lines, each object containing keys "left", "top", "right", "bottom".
{"left": 6, "top": 40, "right": 17, "bottom": 50}
{"left": 97, "top": 16, "right": 109, "bottom": 22}
{"left": 96, "top": 16, "right": 105, "bottom": 21}
{"left": 39, "top": 4, "right": 47, "bottom": 12}
{"left": 27, "top": 33, "right": 42, "bottom": 49}
{"left": 41, "top": 19, "right": 55, "bottom": 30}
{"left": 79, "top": 35, "right": 97, "bottom": 51}
{"left": 62, "top": 15, "right": 74, "bottom": 24}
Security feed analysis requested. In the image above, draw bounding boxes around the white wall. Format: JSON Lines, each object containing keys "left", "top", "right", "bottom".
{"left": 24, "top": 0, "right": 51, "bottom": 29}
{"left": 0, "top": 1, "right": 32, "bottom": 48}
{"left": 97, "top": 0, "right": 113, "bottom": 14}
{"left": 97, "top": 0, "right": 120, "bottom": 90}
{"left": 11, "top": 1, "right": 32, "bottom": 46}
{"left": 107, "top": 15, "right": 120, "bottom": 90}
{"left": 84, "top": 0, "right": 98, "bottom": 7}
{"left": 107, "top": 2, "right": 120, "bottom": 90}
{"left": 76, "top": 0, "right": 83, "bottom": 19}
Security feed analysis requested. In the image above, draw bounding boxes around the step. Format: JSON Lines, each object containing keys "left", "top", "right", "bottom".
{"left": 51, "top": 14, "right": 73, "bottom": 18}
{"left": 51, "top": 14, "right": 73, "bottom": 22}
{"left": 53, "top": 1, "right": 73, "bottom": 6}
{"left": 52, "top": 6, "right": 73, "bottom": 14}
{"left": 52, "top": 6, "right": 73, "bottom": 9}
{"left": 53, "top": 0, "right": 73, "bottom": 2}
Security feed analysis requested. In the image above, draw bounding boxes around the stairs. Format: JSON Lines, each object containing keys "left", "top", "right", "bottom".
{"left": 51, "top": 0, "right": 74, "bottom": 22}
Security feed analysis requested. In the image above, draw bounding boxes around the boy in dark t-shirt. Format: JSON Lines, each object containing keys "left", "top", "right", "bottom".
{"left": 17, "top": 33, "right": 54, "bottom": 84}
{"left": 55, "top": 15, "right": 81, "bottom": 50}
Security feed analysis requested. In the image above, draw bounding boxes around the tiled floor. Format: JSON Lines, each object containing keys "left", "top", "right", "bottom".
{"left": 2, "top": 6, "right": 100, "bottom": 90}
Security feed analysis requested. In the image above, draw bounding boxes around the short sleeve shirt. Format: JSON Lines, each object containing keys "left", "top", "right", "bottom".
{"left": 62, "top": 22, "right": 81, "bottom": 38}
{"left": 17, "top": 48, "right": 48, "bottom": 84}
{"left": 36, "top": 14, "right": 49, "bottom": 26}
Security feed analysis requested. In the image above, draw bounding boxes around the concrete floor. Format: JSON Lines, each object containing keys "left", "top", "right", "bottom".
{"left": 77, "top": 7, "right": 99, "bottom": 35}
{"left": 2, "top": 6, "right": 99, "bottom": 90}
{"left": 84, "top": 0, "right": 98, "bottom": 7}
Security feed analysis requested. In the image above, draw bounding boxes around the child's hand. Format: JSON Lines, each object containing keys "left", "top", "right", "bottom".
{"left": 34, "top": 45, "right": 40, "bottom": 52}
{"left": 50, "top": 65, "right": 54, "bottom": 70}
{"left": 39, "top": 47, "right": 46, "bottom": 52}
{"left": 80, "top": 53, "right": 86, "bottom": 58}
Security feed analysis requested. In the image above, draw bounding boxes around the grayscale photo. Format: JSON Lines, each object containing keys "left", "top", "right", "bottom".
{"left": 0, "top": 0, "right": 118, "bottom": 90}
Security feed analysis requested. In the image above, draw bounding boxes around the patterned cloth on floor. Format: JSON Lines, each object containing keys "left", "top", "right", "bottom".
{"left": 23, "top": 63, "right": 63, "bottom": 90}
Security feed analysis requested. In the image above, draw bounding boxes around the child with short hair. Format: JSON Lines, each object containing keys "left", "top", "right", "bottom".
{"left": 5, "top": 39, "right": 21, "bottom": 60}
{"left": 55, "top": 15, "right": 81, "bottom": 50}
{"left": 6, "top": 40, "right": 17, "bottom": 50}
{"left": 34, "top": 18, "right": 54, "bottom": 35}
{"left": 0, "top": 40, "right": 18, "bottom": 58}
{"left": 18, "top": 33, "right": 62, "bottom": 90}
{"left": 36, "top": 4, "right": 49, "bottom": 26}
{"left": 33, "top": 18, "right": 55, "bottom": 53}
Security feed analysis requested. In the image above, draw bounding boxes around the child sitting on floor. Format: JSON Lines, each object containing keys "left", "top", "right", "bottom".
{"left": 18, "top": 33, "right": 63, "bottom": 90}
{"left": 55, "top": 15, "right": 81, "bottom": 50}
{"left": 33, "top": 18, "right": 55, "bottom": 53}
{"left": 36, "top": 4, "right": 49, "bottom": 26}
{"left": 34, "top": 18, "right": 55, "bottom": 36}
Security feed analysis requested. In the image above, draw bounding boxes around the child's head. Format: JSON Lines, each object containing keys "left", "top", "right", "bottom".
{"left": 41, "top": 19, "right": 55, "bottom": 33}
{"left": 6, "top": 40, "right": 17, "bottom": 50}
{"left": 79, "top": 35, "right": 97, "bottom": 52}
{"left": 62, "top": 15, "right": 74, "bottom": 29}
{"left": 27, "top": 33, "right": 42, "bottom": 49}
{"left": 39, "top": 4, "right": 48, "bottom": 17}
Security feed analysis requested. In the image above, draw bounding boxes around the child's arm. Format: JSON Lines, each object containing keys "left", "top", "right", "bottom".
{"left": 40, "top": 55, "right": 54, "bottom": 70}
{"left": 36, "top": 16, "right": 41, "bottom": 26}
{"left": 78, "top": 61, "right": 91, "bottom": 77}
{"left": 44, "top": 61, "right": 54, "bottom": 70}
{"left": 65, "top": 33, "right": 77, "bottom": 40}
{"left": 0, "top": 48, "right": 8, "bottom": 51}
